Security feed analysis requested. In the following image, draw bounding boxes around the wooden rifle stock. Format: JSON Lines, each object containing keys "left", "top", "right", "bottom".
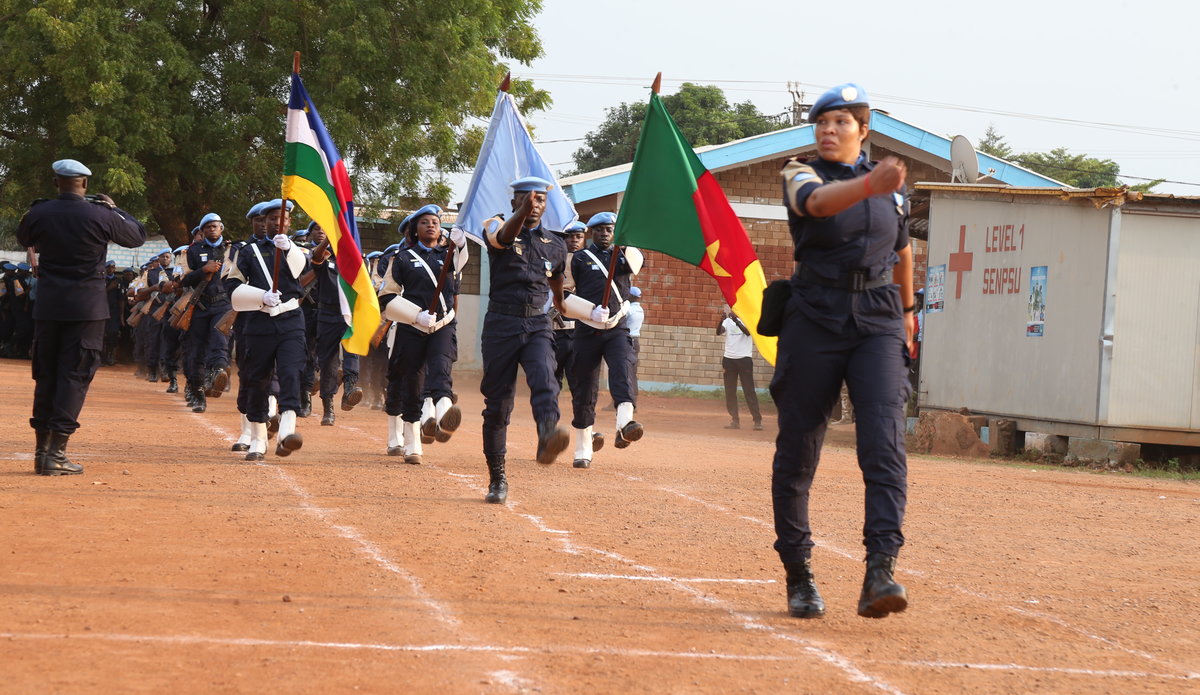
{"left": 175, "top": 304, "right": 196, "bottom": 332}
{"left": 428, "top": 244, "right": 456, "bottom": 314}
{"left": 127, "top": 300, "right": 146, "bottom": 326}
{"left": 370, "top": 319, "right": 392, "bottom": 348}
{"left": 151, "top": 297, "right": 171, "bottom": 321}
{"left": 172, "top": 245, "right": 226, "bottom": 330}
{"left": 214, "top": 308, "right": 237, "bottom": 337}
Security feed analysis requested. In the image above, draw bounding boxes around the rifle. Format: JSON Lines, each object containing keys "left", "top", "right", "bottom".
{"left": 297, "top": 239, "right": 330, "bottom": 303}
{"left": 171, "top": 246, "right": 226, "bottom": 331}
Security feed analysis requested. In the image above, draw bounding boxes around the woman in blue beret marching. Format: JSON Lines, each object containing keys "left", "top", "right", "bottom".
{"left": 772, "top": 84, "right": 915, "bottom": 619}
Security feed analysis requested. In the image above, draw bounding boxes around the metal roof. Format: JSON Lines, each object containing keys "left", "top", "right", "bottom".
{"left": 559, "top": 110, "right": 1064, "bottom": 203}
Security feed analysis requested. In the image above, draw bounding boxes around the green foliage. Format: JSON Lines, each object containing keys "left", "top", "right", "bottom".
{"left": 977, "top": 124, "right": 1013, "bottom": 159}
{"left": 0, "top": 0, "right": 549, "bottom": 246}
{"left": 980, "top": 127, "right": 1160, "bottom": 192}
{"left": 572, "top": 83, "right": 786, "bottom": 174}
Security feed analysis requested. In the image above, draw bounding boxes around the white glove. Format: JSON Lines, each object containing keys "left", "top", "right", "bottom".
{"left": 273, "top": 234, "right": 292, "bottom": 251}
{"left": 416, "top": 310, "right": 435, "bottom": 328}
{"left": 262, "top": 289, "right": 282, "bottom": 307}
{"left": 449, "top": 227, "right": 467, "bottom": 249}
{"left": 590, "top": 306, "right": 609, "bottom": 323}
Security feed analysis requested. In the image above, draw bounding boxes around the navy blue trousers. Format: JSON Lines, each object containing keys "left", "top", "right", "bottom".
{"left": 184, "top": 304, "right": 230, "bottom": 382}
{"left": 30, "top": 319, "right": 105, "bottom": 434}
{"left": 385, "top": 323, "right": 454, "bottom": 422}
{"left": 316, "top": 317, "right": 360, "bottom": 398}
{"left": 241, "top": 328, "right": 306, "bottom": 423}
{"left": 159, "top": 323, "right": 182, "bottom": 372}
{"left": 570, "top": 325, "right": 635, "bottom": 429}
{"left": 479, "top": 313, "right": 559, "bottom": 458}
{"left": 552, "top": 329, "right": 576, "bottom": 393}
{"left": 770, "top": 308, "right": 910, "bottom": 564}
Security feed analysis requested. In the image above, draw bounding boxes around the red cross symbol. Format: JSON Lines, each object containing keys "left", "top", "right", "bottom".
{"left": 948, "top": 225, "right": 973, "bottom": 300}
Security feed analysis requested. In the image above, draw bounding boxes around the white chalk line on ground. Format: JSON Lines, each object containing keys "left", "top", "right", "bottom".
{"left": 615, "top": 472, "right": 1198, "bottom": 678}
{"left": 330, "top": 431, "right": 910, "bottom": 695}
{"left": 192, "top": 416, "right": 535, "bottom": 691}
{"left": 870, "top": 659, "right": 1198, "bottom": 681}
{"left": 560, "top": 572, "right": 775, "bottom": 584}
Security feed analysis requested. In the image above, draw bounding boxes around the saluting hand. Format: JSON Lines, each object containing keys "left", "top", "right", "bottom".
{"left": 866, "top": 157, "right": 907, "bottom": 195}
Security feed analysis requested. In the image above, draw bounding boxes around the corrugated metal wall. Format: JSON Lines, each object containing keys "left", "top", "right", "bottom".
{"left": 921, "top": 194, "right": 1110, "bottom": 423}
{"left": 1106, "top": 211, "right": 1200, "bottom": 429}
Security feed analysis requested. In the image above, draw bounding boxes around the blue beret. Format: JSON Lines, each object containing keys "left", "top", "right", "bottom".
{"left": 16, "top": 262, "right": 32, "bottom": 271}
{"left": 260, "top": 198, "right": 295, "bottom": 214}
{"left": 411, "top": 203, "right": 443, "bottom": 221}
{"left": 1, "top": 262, "right": 16, "bottom": 271}
{"left": 629, "top": 286, "right": 642, "bottom": 298}
{"left": 383, "top": 243, "right": 402, "bottom": 253}
{"left": 563, "top": 221, "right": 587, "bottom": 234}
{"left": 105, "top": 260, "right": 116, "bottom": 266}
{"left": 809, "top": 83, "right": 869, "bottom": 123}
{"left": 587, "top": 211, "right": 617, "bottom": 227}
{"left": 306, "top": 220, "right": 321, "bottom": 233}
{"left": 365, "top": 251, "right": 383, "bottom": 259}
{"left": 290, "top": 230, "right": 308, "bottom": 240}
{"left": 245, "top": 202, "right": 267, "bottom": 219}
{"left": 52, "top": 159, "right": 92, "bottom": 177}
{"left": 157, "top": 248, "right": 173, "bottom": 257}
{"left": 199, "top": 212, "right": 222, "bottom": 227}
{"left": 173, "top": 245, "right": 188, "bottom": 254}
{"left": 510, "top": 176, "right": 553, "bottom": 193}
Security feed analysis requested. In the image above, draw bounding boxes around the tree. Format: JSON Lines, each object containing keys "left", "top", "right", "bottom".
{"left": 0, "top": 1, "right": 550, "bottom": 246}
{"left": 572, "top": 83, "right": 786, "bottom": 174}
{"left": 979, "top": 127, "right": 1161, "bottom": 192}
{"left": 977, "top": 124, "right": 1013, "bottom": 159}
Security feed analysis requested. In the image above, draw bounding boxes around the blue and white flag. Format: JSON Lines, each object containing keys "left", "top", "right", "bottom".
{"left": 454, "top": 91, "right": 578, "bottom": 243}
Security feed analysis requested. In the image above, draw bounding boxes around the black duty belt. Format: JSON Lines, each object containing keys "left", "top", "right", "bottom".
{"left": 796, "top": 265, "right": 890, "bottom": 293}
{"left": 488, "top": 301, "right": 546, "bottom": 318}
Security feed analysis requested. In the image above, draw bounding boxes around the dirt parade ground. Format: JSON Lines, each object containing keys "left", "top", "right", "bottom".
{"left": 1, "top": 357, "right": 1198, "bottom": 694}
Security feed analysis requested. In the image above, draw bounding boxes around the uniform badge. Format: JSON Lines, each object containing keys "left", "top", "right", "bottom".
{"left": 538, "top": 236, "right": 551, "bottom": 244}
{"left": 514, "top": 243, "right": 523, "bottom": 256}
{"left": 200, "top": 253, "right": 209, "bottom": 262}
{"left": 544, "top": 259, "right": 553, "bottom": 277}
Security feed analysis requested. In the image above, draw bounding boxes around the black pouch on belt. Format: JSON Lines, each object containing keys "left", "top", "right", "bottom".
{"left": 757, "top": 279, "right": 791, "bottom": 337}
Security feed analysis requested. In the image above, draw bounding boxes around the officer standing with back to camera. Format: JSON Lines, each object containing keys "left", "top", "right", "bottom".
{"left": 770, "top": 83, "right": 914, "bottom": 620}
{"left": 16, "top": 159, "right": 146, "bottom": 475}
{"left": 478, "top": 176, "right": 570, "bottom": 504}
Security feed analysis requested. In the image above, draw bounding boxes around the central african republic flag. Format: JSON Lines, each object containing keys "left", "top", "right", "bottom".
{"left": 282, "top": 72, "right": 380, "bottom": 356}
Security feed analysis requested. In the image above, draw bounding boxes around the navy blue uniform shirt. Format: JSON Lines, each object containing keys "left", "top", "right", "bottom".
{"left": 783, "top": 154, "right": 909, "bottom": 334}
{"left": 486, "top": 225, "right": 566, "bottom": 310}
{"left": 231, "top": 235, "right": 308, "bottom": 335}
{"left": 16, "top": 193, "right": 146, "bottom": 321}
{"left": 182, "top": 239, "right": 230, "bottom": 306}
{"left": 384, "top": 244, "right": 457, "bottom": 317}
{"left": 570, "top": 243, "right": 633, "bottom": 312}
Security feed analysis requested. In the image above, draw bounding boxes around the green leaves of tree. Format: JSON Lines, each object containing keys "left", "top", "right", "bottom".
{"left": 0, "top": 0, "right": 548, "bottom": 245}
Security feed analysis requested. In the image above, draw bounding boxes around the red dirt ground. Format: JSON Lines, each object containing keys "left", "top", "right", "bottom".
{"left": 1, "top": 358, "right": 1198, "bottom": 694}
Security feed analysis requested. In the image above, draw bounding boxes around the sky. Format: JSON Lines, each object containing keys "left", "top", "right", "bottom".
{"left": 449, "top": 0, "right": 1200, "bottom": 199}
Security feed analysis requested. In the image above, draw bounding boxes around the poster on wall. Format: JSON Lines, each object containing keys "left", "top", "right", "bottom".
{"left": 926, "top": 264, "right": 946, "bottom": 313}
{"left": 1026, "top": 265, "right": 1047, "bottom": 337}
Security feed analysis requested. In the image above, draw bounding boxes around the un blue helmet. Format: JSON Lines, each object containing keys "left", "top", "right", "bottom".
{"left": 808, "top": 83, "right": 869, "bottom": 122}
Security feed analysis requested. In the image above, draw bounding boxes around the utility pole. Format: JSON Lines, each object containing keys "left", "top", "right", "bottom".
{"left": 787, "top": 81, "right": 809, "bottom": 126}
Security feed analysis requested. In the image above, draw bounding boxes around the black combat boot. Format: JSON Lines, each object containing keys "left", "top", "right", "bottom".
{"left": 321, "top": 397, "right": 335, "bottom": 426}
{"left": 184, "top": 380, "right": 198, "bottom": 408}
{"left": 192, "top": 389, "right": 207, "bottom": 413}
{"left": 484, "top": 455, "right": 507, "bottom": 504}
{"left": 102, "top": 345, "right": 116, "bottom": 366}
{"left": 298, "top": 389, "right": 312, "bottom": 418}
{"left": 535, "top": 419, "right": 569, "bottom": 464}
{"left": 33, "top": 430, "right": 50, "bottom": 475}
{"left": 165, "top": 369, "right": 178, "bottom": 394}
{"left": 145, "top": 364, "right": 158, "bottom": 382}
{"left": 340, "top": 376, "right": 363, "bottom": 411}
{"left": 784, "top": 559, "right": 826, "bottom": 619}
{"left": 40, "top": 432, "right": 83, "bottom": 476}
{"left": 857, "top": 553, "right": 907, "bottom": 619}
{"left": 205, "top": 367, "right": 228, "bottom": 398}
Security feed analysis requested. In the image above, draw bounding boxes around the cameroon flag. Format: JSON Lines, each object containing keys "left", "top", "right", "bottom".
{"left": 613, "top": 92, "right": 776, "bottom": 364}
{"left": 282, "top": 72, "right": 380, "bottom": 356}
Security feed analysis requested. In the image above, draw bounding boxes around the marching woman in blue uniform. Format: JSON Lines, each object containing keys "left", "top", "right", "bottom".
{"left": 771, "top": 84, "right": 915, "bottom": 619}
{"left": 226, "top": 199, "right": 308, "bottom": 461}
{"left": 378, "top": 205, "right": 467, "bottom": 463}
{"left": 565, "top": 212, "right": 644, "bottom": 468}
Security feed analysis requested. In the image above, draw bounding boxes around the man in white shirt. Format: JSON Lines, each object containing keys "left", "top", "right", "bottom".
{"left": 625, "top": 286, "right": 644, "bottom": 401}
{"left": 717, "top": 308, "right": 762, "bottom": 430}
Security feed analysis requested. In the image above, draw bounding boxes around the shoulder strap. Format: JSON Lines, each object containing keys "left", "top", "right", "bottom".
{"left": 248, "top": 242, "right": 272, "bottom": 288}
{"left": 405, "top": 249, "right": 448, "bottom": 313}
{"left": 581, "top": 248, "right": 623, "bottom": 304}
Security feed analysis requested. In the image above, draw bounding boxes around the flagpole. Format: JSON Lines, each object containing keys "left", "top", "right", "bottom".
{"left": 273, "top": 51, "right": 301, "bottom": 292}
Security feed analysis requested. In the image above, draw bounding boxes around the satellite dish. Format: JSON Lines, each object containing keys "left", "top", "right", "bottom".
{"left": 950, "top": 135, "right": 979, "bottom": 183}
